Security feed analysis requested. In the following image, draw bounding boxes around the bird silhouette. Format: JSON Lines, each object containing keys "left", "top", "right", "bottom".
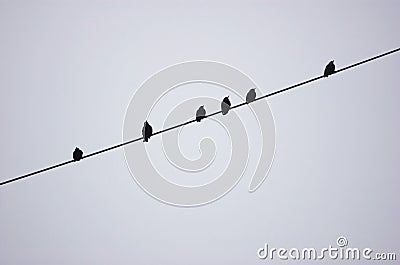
{"left": 246, "top": 88, "right": 256, "bottom": 103}
{"left": 142, "top": 121, "right": 153, "bottom": 142}
{"left": 196, "top": 106, "right": 206, "bottom": 122}
{"left": 221, "top": 96, "right": 231, "bottom": 115}
{"left": 324, "top": 60, "right": 335, "bottom": 77}
{"left": 73, "top": 147, "right": 83, "bottom": 161}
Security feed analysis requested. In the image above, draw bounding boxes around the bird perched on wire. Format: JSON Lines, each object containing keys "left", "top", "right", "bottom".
{"left": 73, "top": 147, "right": 83, "bottom": 161}
{"left": 246, "top": 88, "right": 256, "bottom": 103}
{"left": 196, "top": 106, "right": 206, "bottom": 122}
{"left": 324, "top": 60, "right": 335, "bottom": 77}
{"left": 142, "top": 121, "right": 153, "bottom": 142}
{"left": 221, "top": 96, "right": 231, "bottom": 115}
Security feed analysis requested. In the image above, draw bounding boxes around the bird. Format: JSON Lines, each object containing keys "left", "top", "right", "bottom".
{"left": 73, "top": 147, "right": 83, "bottom": 161}
{"left": 196, "top": 106, "right": 206, "bottom": 122}
{"left": 221, "top": 96, "right": 231, "bottom": 115}
{"left": 246, "top": 88, "right": 256, "bottom": 103}
{"left": 324, "top": 60, "right": 335, "bottom": 77}
{"left": 142, "top": 121, "right": 153, "bottom": 142}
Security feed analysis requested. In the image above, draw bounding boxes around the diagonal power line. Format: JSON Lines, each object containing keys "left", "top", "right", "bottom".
{"left": 1, "top": 47, "right": 399, "bottom": 186}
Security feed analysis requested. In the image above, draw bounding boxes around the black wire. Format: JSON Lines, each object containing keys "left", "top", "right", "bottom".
{"left": 0, "top": 160, "right": 75, "bottom": 185}
{"left": 1, "top": 47, "right": 399, "bottom": 186}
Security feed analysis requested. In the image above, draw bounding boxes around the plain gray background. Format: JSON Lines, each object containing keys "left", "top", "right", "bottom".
{"left": 0, "top": 0, "right": 399, "bottom": 264}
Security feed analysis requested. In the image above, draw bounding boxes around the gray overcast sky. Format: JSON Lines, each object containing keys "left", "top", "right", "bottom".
{"left": 1, "top": 1, "right": 399, "bottom": 264}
